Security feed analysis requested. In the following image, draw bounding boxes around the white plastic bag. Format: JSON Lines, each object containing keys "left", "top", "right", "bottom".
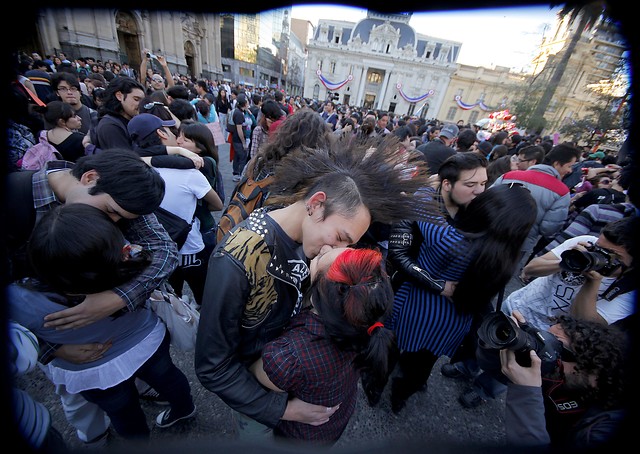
{"left": 148, "top": 283, "right": 199, "bottom": 351}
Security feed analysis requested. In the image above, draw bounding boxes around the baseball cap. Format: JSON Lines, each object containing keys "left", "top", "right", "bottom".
{"left": 588, "top": 151, "right": 605, "bottom": 159}
{"left": 127, "top": 113, "right": 176, "bottom": 142}
{"left": 439, "top": 124, "right": 459, "bottom": 140}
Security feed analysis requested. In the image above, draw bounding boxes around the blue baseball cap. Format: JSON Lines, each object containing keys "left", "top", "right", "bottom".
{"left": 127, "top": 113, "right": 176, "bottom": 142}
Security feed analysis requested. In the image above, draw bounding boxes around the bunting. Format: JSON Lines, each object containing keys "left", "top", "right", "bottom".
{"left": 316, "top": 69, "right": 353, "bottom": 90}
{"left": 396, "top": 83, "right": 434, "bottom": 103}
{"left": 454, "top": 95, "right": 498, "bottom": 112}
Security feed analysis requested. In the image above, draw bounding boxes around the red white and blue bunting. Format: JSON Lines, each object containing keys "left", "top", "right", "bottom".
{"left": 396, "top": 83, "right": 434, "bottom": 103}
{"left": 454, "top": 95, "right": 496, "bottom": 111}
{"left": 316, "top": 70, "right": 353, "bottom": 90}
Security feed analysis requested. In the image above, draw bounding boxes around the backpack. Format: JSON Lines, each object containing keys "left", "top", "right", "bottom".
{"left": 226, "top": 108, "right": 236, "bottom": 133}
{"left": 20, "top": 130, "right": 62, "bottom": 170}
{"left": 154, "top": 207, "right": 194, "bottom": 250}
{"left": 216, "top": 173, "right": 274, "bottom": 243}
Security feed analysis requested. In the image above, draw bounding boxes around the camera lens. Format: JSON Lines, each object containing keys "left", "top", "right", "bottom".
{"left": 146, "top": 53, "right": 151, "bottom": 58}
{"left": 560, "top": 249, "right": 593, "bottom": 273}
{"left": 477, "top": 312, "right": 531, "bottom": 352}
{"left": 560, "top": 247, "right": 619, "bottom": 275}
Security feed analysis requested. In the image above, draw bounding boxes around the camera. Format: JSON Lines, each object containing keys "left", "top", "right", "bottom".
{"left": 146, "top": 52, "right": 157, "bottom": 59}
{"left": 477, "top": 312, "right": 562, "bottom": 375}
{"left": 560, "top": 243, "right": 621, "bottom": 276}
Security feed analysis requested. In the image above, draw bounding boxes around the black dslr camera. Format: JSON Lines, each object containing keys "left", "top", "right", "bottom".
{"left": 560, "top": 243, "right": 621, "bottom": 276}
{"left": 477, "top": 312, "right": 563, "bottom": 375}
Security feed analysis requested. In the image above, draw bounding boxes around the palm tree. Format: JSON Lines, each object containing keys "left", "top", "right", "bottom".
{"left": 531, "top": 1, "right": 610, "bottom": 133}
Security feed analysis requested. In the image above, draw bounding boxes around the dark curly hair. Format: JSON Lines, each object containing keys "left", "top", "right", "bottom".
{"left": 553, "top": 315, "right": 629, "bottom": 410}
{"left": 248, "top": 107, "right": 334, "bottom": 179}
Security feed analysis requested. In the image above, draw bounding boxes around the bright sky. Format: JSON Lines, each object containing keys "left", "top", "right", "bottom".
{"left": 291, "top": 4, "right": 563, "bottom": 72}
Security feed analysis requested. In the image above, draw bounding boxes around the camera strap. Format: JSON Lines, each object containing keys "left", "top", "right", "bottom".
{"left": 601, "top": 268, "right": 634, "bottom": 300}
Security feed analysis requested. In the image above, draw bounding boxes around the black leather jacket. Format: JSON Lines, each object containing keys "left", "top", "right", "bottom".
{"left": 195, "top": 208, "right": 308, "bottom": 427}
{"left": 387, "top": 219, "right": 445, "bottom": 293}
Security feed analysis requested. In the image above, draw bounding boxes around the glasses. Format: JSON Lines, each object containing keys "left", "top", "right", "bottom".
{"left": 57, "top": 86, "right": 80, "bottom": 93}
{"left": 152, "top": 78, "right": 164, "bottom": 83}
{"left": 517, "top": 157, "right": 533, "bottom": 163}
{"left": 144, "top": 101, "right": 165, "bottom": 110}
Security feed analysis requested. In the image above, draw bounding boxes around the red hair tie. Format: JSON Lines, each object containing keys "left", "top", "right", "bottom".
{"left": 367, "top": 322, "right": 384, "bottom": 336}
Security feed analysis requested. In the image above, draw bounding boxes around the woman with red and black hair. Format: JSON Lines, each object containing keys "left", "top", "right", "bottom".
{"left": 251, "top": 247, "right": 396, "bottom": 445}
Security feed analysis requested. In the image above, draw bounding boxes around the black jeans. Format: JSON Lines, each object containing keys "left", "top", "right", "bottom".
{"left": 168, "top": 245, "right": 213, "bottom": 306}
{"left": 81, "top": 331, "right": 193, "bottom": 440}
{"left": 393, "top": 348, "right": 439, "bottom": 401}
{"left": 232, "top": 139, "right": 248, "bottom": 176}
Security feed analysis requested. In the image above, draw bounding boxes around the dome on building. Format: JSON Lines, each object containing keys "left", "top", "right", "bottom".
{"left": 351, "top": 17, "right": 416, "bottom": 49}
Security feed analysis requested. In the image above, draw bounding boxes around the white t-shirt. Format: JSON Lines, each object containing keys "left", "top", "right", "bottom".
{"left": 156, "top": 167, "right": 212, "bottom": 255}
{"left": 502, "top": 235, "right": 635, "bottom": 330}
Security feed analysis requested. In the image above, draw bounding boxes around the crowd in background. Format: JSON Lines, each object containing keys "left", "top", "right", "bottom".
{"left": 6, "top": 48, "right": 638, "bottom": 453}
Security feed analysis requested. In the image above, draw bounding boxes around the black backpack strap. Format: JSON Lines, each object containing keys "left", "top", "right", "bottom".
{"left": 4, "top": 170, "right": 37, "bottom": 281}
{"left": 5, "top": 170, "right": 37, "bottom": 247}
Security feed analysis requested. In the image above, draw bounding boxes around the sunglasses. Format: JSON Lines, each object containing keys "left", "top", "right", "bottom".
{"left": 144, "top": 101, "right": 165, "bottom": 110}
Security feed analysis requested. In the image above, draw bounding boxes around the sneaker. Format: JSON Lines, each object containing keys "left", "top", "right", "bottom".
{"left": 139, "top": 386, "right": 169, "bottom": 405}
{"left": 441, "top": 363, "right": 467, "bottom": 379}
{"left": 232, "top": 175, "right": 241, "bottom": 182}
{"left": 459, "top": 389, "right": 486, "bottom": 409}
{"left": 155, "top": 405, "right": 197, "bottom": 428}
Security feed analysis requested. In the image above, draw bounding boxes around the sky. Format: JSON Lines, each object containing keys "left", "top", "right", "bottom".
{"left": 291, "top": 4, "right": 563, "bottom": 72}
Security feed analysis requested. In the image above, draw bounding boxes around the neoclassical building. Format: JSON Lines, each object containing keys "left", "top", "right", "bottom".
{"left": 22, "top": 7, "right": 628, "bottom": 140}
{"left": 303, "top": 11, "right": 461, "bottom": 119}
{"left": 27, "top": 8, "right": 303, "bottom": 93}
{"left": 302, "top": 8, "right": 628, "bottom": 140}
{"left": 34, "top": 9, "right": 224, "bottom": 81}
{"left": 437, "top": 64, "right": 526, "bottom": 126}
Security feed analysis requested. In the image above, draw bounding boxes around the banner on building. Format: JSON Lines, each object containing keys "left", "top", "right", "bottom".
{"left": 396, "top": 83, "right": 434, "bottom": 103}
{"left": 454, "top": 95, "right": 506, "bottom": 112}
{"left": 316, "top": 70, "right": 353, "bottom": 90}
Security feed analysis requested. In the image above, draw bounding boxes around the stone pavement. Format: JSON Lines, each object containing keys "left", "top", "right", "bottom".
{"left": 14, "top": 142, "right": 525, "bottom": 453}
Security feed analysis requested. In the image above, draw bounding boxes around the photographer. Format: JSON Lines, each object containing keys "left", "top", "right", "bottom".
{"left": 458, "top": 216, "right": 637, "bottom": 409}
{"left": 497, "top": 313, "right": 629, "bottom": 448}
{"left": 505, "top": 215, "right": 637, "bottom": 330}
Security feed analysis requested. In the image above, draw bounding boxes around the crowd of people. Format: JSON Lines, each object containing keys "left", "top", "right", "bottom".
{"left": 6, "top": 48, "right": 639, "bottom": 452}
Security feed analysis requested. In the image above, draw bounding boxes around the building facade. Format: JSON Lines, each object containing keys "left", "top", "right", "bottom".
{"left": 529, "top": 12, "right": 628, "bottom": 133}
{"left": 437, "top": 64, "right": 526, "bottom": 127}
{"left": 22, "top": 7, "right": 628, "bottom": 140}
{"left": 303, "top": 11, "right": 461, "bottom": 119}
{"left": 28, "top": 8, "right": 303, "bottom": 94}
{"left": 34, "top": 9, "right": 224, "bottom": 81}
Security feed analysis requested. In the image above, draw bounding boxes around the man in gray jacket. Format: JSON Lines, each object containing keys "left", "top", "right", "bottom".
{"left": 492, "top": 143, "right": 581, "bottom": 274}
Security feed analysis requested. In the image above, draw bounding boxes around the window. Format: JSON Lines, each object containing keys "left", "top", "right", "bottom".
{"left": 446, "top": 107, "right": 456, "bottom": 121}
{"left": 367, "top": 71, "right": 382, "bottom": 84}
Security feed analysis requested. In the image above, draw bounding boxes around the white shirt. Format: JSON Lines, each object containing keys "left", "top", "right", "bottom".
{"left": 156, "top": 168, "right": 213, "bottom": 255}
{"left": 502, "top": 235, "right": 635, "bottom": 330}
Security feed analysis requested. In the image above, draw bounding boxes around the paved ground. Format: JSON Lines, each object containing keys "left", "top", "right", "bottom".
{"left": 14, "top": 143, "right": 526, "bottom": 453}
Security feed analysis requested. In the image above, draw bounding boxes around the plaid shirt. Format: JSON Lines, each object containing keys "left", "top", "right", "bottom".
{"left": 32, "top": 161, "right": 179, "bottom": 362}
{"left": 262, "top": 309, "right": 358, "bottom": 443}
